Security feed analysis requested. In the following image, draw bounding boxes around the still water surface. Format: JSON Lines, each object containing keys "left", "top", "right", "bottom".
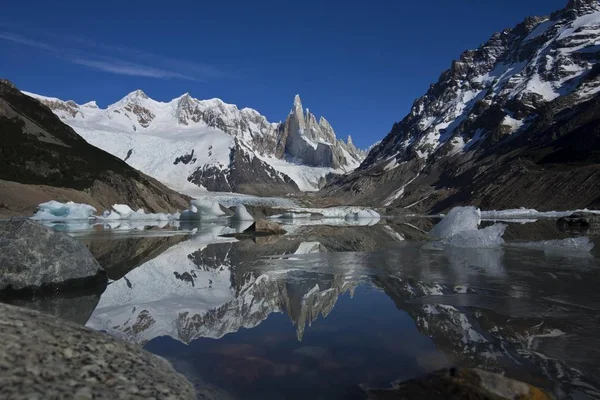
{"left": 11, "top": 219, "right": 600, "bottom": 399}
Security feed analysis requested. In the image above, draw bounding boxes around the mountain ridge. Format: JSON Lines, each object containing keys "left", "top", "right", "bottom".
{"left": 26, "top": 90, "right": 366, "bottom": 195}
{"left": 322, "top": 0, "right": 600, "bottom": 212}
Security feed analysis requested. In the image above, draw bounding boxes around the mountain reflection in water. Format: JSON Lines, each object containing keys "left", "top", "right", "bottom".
{"left": 21, "top": 220, "right": 600, "bottom": 399}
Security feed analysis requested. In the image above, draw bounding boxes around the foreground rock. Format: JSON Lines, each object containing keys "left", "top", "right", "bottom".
{"left": 0, "top": 303, "right": 195, "bottom": 399}
{"left": 366, "top": 368, "right": 551, "bottom": 400}
{"left": 0, "top": 220, "right": 107, "bottom": 294}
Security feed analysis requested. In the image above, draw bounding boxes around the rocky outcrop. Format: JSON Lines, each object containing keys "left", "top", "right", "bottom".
{"left": 0, "top": 302, "right": 195, "bottom": 399}
{"left": 323, "top": 0, "right": 600, "bottom": 212}
{"left": 0, "top": 220, "right": 106, "bottom": 293}
{"left": 0, "top": 80, "right": 190, "bottom": 216}
{"left": 189, "top": 140, "right": 300, "bottom": 195}
{"left": 277, "top": 95, "right": 365, "bottom": 169}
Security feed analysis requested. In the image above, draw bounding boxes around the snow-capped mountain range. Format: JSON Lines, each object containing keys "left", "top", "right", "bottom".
{"left": 324, "top": 0, "right": 600, "bottom": 212}
{"left": 24, "top": 90, "right": 366, "bottom": 194}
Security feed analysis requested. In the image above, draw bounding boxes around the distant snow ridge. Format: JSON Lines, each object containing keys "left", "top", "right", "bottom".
{"left": 23, "top": 91, "right": 366, "bottom": 193}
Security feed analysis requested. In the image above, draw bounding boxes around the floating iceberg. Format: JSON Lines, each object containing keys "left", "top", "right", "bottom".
{"left": 430, "top": 207, "right": 506, "bottom": 248}
{"left": 281, "top": 212, "right": 312, "bottom": 219}
{"left": 442, "top": 224, "right": 507, "bottom": 248}
{"left": 190, "top": 199, "right": 225, "bottom": 219}
{"left": 343, "top": 209, "right": 381, "bottom": 226}
{"left": 232, "top": 204, "right": 254, "bottom": 221}
{"left": 32, "top": 201, "right": 97, "bottom": 220}
{"left": 344, "top": 209, "right": 380, "bottom": 220}
{"left": 100, "top": 205, "right": 174, "bottom": 221}
{"left": 430, "top": 206, "right": 481, "bottom": 239}
{"left": 367, "top": 210, "right": 381, "bottom": 218}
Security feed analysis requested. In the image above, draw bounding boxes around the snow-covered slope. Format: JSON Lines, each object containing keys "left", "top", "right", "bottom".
{"left": 323, "top": 0, "right": 600, "bottom": 212}
{"left": 24, "top": 90, "right": 365, "bottom": 193}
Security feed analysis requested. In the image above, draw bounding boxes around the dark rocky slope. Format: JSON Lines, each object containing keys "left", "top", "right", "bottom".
{"left": 0, "top": 79, "right": 190, "bottom": 216}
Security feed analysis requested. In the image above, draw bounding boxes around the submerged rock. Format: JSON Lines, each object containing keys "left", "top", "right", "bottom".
{"left": 0, "top": 219, "right": 107, "bottom": 294}
{"left": 366, "top": 368, "right": 551, "bottom": 400}
{"left": 0, "top": 303, "right": 195, "bottom": 399}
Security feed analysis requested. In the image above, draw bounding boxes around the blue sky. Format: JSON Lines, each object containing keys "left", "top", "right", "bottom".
{"left": 1, "top": 0, "right": 567, "bottom": 148}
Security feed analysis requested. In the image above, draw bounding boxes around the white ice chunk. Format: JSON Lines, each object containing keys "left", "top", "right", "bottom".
{"left": 232, "top": 204, "right": 254, "bottom": 221}
{"left": 345, "top": 212, "right": 358, "bottom": 220}
{"left": 190, "top": 199, "right": 225, "bottom": 219}
{"left": 430, "top": 206, "right": 481, "bottom": 239}
{"left": 442, "top": 224, "right": 507, "bottom": 248}
{"left": 356, "top": 210, "right": 375, "bottom": 219}
{"left": 112, "top": 204, "right": 135, "bottom": 218}
{"left": 281, "top": 212, "right": 312, "bottom": 219}
{"left": 367, "top": 210, "right": 381, "bottom": 218}
{"left": 32, "top": 201, "right": 97, "bottom": 220}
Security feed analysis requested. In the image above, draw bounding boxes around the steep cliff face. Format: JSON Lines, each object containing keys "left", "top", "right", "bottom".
{"left": 25, "top": 90, "right": 366, "bottom": 193}
{"left": 323, "top": 0, "right": 600, "bottom": 212}
{"left": 0, "top": 80, "right": 190, "bottom": 217}
{"left": 277, "top": 95, "right": 365, "bottom": 169}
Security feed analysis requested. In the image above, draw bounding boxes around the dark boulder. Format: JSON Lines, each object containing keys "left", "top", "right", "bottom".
{"left": 0, "top": 219, "right": 107, "bottom": 294}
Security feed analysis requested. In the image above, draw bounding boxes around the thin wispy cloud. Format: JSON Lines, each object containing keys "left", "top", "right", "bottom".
{"left": 0, "top": 31, "right": 229, "bottom": 81}
{"left": 0, "top": 32, "right": 53, "bottom": 50}
{"left": 69, "top": 58, "right": 197, "bottom": 80}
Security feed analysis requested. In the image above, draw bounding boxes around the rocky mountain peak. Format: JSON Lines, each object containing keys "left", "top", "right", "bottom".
{"left": 0, "top": 79, "right": 16, "bottom": 89}
{"left": 81, "top": 101, "right": 98, "bottom": 109}
{"left": 293, "top": 94, "right": 302, "bottom": 109}
{"left": 130, "top": 89, "right": 148, "bottom": 99}
{"left": 566, "top": 0, "right": 600, "bottom": 12}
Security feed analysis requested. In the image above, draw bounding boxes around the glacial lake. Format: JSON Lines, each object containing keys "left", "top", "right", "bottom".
{"left": 5, "top": 217, "right": 600, "bottom": 399}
